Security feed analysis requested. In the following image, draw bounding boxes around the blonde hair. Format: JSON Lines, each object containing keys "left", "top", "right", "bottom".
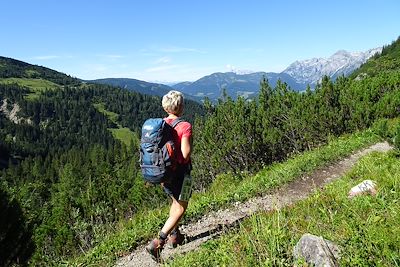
{"left": 162, "top": 90, "right": 184, "bottom": 116}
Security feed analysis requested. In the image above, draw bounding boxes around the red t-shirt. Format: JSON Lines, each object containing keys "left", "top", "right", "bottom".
{"left": 164, "top": 118, "right": 192, "bottom": 165}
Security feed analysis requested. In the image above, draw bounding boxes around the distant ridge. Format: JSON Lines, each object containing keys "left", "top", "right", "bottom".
{"left": 169, "top": 47, "right": 382, "bottom": 101}
{"left": 1, "top": 45, "right": 384, "bottom": 103}
{"left": 0, "top": 56, "right": 80, "bottom": 85}
{"left": 89, "top": 78, "right": 202, "bottom": 102}
{"left": 88, "top": 78, "right": 172, "bottom": 96}
{"left": 171, "top": 71, "right": 300, "bottom": 101}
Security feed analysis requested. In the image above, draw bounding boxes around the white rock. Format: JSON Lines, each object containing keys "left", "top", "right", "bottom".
{"left": 348, "top": 180, "right": 377, "bottom": 198}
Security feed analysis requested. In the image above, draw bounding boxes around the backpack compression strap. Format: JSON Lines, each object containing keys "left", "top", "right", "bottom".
{"left": 170, "top": 118, "right": 184, "bottom": 128}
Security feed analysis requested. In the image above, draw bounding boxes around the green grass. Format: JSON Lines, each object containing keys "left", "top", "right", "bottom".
{"left": 93, "top": 103, "right": 120, "bottom": 125}
{"left": 185, "top": 130, "right": 380, "bottom": 220}
{"left": 168, "top": 151, "right": 400, "bottom": 266}
{"left": 93, "top": 102, "right": 138, "bottom": 147}
{"left": 0, "top": 77, "right": 60, "bottom": 90}
{"left": 25, "top": 69, "right": 41, "bottom": 77}
{"left": 0, "top": 77, "right": 61, "bottom": 100}
{"left": 110, "top": 128, "right": 138, "bottom": 147}
{"left": 67, "top": 129, "right": 381, "bottom": 266}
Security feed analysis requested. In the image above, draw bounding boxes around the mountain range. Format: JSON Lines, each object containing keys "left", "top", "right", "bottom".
{"left": 88, "top": 78, "right": 171, "bottom": 97}
{"left": 90, "top": 47, "right": 381, "bottom": 102}
{"left": 87, "top": 78, "right": 203, "bottom": 102}
{"left": 283, "top": 47, "right": 382, "bottom": 85}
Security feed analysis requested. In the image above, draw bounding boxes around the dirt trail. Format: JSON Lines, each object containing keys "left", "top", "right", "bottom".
{"left": 116, "top": 142, "right": 392, "bottom": 267}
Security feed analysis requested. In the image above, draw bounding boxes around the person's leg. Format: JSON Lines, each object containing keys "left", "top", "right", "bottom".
{"left": 161, "top": 197, "right": 188, "bottom": 235}
{"left": 146, "top": 170, "right": 190, "bottom": 260}
{"left": 146, "top": 197, "right": 187, "bottom": 261}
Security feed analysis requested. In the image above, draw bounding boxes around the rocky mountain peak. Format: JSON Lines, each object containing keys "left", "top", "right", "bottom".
{"left": 282, "top": 47, "right": 382, "bottom": 85}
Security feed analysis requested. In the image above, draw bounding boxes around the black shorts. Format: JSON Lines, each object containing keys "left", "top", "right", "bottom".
{"left": 163, "top": 164, "right": 191, "bottom": 200}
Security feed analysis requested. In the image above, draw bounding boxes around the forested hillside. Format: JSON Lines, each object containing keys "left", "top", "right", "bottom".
{"left": 351, "top": 36, "right": 400, "bottom": 78}
{"left": 0, "top": 58, "right": 204, "bottom": 266}
{"left": 90, "top": 77, "right": 171, "bottom": 96}
{"left": 0, "top": 56, "right": 80, "bottom": 85}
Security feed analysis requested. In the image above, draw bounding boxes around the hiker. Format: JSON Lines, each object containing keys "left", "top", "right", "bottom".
{"left": 146, "top": 90, "right": 193, "bottom": 261}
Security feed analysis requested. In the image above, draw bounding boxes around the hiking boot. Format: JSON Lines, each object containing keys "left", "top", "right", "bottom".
{"left": 145, "top": 238, "right": 165, "bottom": 262}
{"left": 168, "top": 228, "right": 185, "bottom": 248}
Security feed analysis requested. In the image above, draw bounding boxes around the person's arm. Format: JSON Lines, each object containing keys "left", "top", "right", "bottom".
{"left": 181, "top": 136, "right": 191, "bottom": 162}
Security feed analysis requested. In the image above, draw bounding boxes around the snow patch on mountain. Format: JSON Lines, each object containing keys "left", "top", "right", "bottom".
{"left": 282, "top": 47, "right": 382, "bottom": 85}
{"left": 226, "top": 64, "right": 255, "bottom": 75}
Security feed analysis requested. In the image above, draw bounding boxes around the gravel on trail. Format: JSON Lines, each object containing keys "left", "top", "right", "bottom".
{"left": 116, "top": 142, "right": 392, "bottom": 267}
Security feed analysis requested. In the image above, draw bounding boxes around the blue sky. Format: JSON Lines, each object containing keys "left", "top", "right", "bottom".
{"left": 1, "top": 0, "right": 399, "bottom": 83}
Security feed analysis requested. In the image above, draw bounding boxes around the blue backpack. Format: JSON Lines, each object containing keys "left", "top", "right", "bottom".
{"left": 139, "top": 118, "right": 182, "bottom": 184}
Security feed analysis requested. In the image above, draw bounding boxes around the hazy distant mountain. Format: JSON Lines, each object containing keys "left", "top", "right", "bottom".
{"left": 171, "top": 47, "right": 382, "bottom": 101}
{"left": 171, "top": 72, "right": 301, "bottom": 101}
{"left": 88, "top": 78, "right": 172, "bottom": 97}
{"left": 89, "top": 78, "right": 203, "bottom": 102}
{"left": 172, "top": 81, "right": 193, "bottom": 91}
{"left": 89, "top": 47, "right": 382, "bottom": 103}
{"left": 283, "top": 47, "right": 382, "bottom": 85}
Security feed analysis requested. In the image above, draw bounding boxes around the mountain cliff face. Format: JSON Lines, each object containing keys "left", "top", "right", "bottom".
{"left": 282, "top": 47, "right": 382, "bottom": 85}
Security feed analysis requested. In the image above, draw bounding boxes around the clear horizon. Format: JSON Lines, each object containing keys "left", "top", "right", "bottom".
{"left": 1, "top": 0, "right": 399, "bottom": 83}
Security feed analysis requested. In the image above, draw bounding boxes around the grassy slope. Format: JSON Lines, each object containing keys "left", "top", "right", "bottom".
{"left": 0, "top": 77, "right": 61, "bottom": 89}
{"left": 109, "top": 128, "right": 137, "bottom": 147}
{"left": 69, "top": 129, "right": 380, "bottom": 266}
{"left": 168, "top": 150, "right": 400, "bottom": 266}
{"left": 93, "top": 102, "right": 138, "bottom": 147}
{"left": 0, "top": 77, "right": 61, "bottom": 99}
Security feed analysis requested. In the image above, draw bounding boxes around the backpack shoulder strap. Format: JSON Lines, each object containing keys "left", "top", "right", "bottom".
{"left": 170, "top": 117, "right": 184, "bottom": 128}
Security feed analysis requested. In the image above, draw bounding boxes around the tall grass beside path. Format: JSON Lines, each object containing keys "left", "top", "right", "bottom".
{"left": 186, "top": 130, "right": 379, "bottom": 219}
{"left": 69, "top": 130, "right": 380, "bottom": 266}
{"left": 167, "top": 151, "right": 400, "bottom": 266}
